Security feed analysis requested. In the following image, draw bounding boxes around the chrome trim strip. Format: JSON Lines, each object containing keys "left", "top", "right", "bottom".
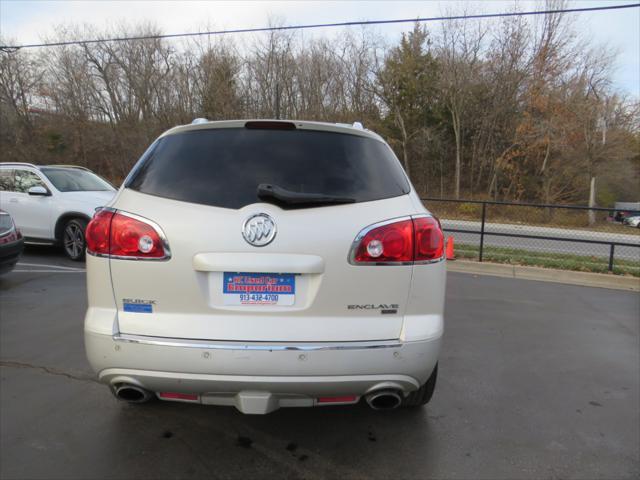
{"left": 23, "top": 240, "right": 56, "bottom": 246}
{"left": 414, "top": 255, "right": 445, "bottom": 265}
{"left": 113, "top": 333, "right": 403, "bottom": 351}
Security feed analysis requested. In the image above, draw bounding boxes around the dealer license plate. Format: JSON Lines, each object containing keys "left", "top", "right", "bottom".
{"left": 223, "top": 272, "right": 295, "bottom": 306}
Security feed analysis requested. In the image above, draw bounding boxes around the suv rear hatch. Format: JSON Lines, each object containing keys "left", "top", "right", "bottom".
{"left": 108, "top": 122, "right": 418, "bottom": 342}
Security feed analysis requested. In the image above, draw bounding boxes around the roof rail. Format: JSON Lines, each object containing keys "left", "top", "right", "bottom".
{"left": 45, "top": 164, "right": 92, "bottom": 171}
{"left": 0, "top": 162, "right": 39, "bottom": 169}
{"left": 191, "top": 118, "right": 209, "bottom": 125}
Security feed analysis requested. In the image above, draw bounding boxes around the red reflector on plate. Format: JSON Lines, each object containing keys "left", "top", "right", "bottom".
{"left": 159, "top": 392, "right": 198, "bottom": 401}
{"left": 317, "top": 395, "right": 357, "bottom": 403}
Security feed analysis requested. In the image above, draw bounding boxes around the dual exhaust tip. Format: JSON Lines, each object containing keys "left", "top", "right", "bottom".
{"left": 114, "top": 383, "right": 403, "bottom": 410}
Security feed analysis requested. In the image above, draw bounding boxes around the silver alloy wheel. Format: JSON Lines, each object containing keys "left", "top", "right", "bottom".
{"left": 63, "top": 222, "right": 85, "bottom": 259}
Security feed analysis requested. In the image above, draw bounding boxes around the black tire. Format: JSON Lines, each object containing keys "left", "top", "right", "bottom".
{"left": 403, "top": 363, "right": 438, "bottom": 407}
{"left": 62, "top": 218, "right": 88, "bottom": 261}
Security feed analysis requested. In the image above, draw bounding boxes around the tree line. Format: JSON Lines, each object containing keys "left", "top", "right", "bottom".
{"left": 1, "top": 3, "right": 638, "bottom": 206}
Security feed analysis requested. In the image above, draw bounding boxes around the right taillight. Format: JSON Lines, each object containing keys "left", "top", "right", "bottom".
{"left": 349, "top": 215, "right": 444, "bottom": 265}
{"left": 413, "top": 216, "right": 444, "bottom": 261}
{"left": 86, "top": 209, "right": 170, "bottom": 260}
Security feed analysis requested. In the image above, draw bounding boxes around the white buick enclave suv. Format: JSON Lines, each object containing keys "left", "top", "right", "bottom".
{"left": 84, "top": 119, "right": 446, "bottom": 414}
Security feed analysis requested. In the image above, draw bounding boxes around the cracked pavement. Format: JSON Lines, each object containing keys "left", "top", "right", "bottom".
{"left": 0, "top": 246, "right": 638, "bottom": 479}
{"left": 0, "top": 361, "right": 98, "bottom": 384}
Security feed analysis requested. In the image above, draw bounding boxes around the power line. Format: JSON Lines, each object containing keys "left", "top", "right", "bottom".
{"left": 1, "top": 3, "right": 639, "bottom": 51}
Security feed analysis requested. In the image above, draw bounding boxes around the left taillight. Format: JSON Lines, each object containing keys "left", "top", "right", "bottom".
{"left": 85, "top": 209, "right": 113, "bottom": 255}
{"left": 86, "top": 209, "right": 170, "bottom": 260}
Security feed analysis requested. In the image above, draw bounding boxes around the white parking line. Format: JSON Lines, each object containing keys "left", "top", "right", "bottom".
{"left": 12, "top": 269, "right": 86, "bottom": 273}
{"left": 16, "top": 262, "right": 85, "bottom": 271}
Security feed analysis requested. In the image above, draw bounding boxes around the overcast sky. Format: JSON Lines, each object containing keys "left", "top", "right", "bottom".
{"left": 1, "top": 0, "right": 638, "bottom": 97}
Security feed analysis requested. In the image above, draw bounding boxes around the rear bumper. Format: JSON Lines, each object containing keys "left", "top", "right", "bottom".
{"left": 85, "top": 331, "right": 441, "bottom": 413}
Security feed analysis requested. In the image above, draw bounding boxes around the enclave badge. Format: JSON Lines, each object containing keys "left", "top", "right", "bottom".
{"left": 242, "top": 213, "right": 277, "bottom": 247}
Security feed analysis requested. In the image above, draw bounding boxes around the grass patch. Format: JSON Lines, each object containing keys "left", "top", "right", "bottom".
{"left": 453, "top": 243, "right": 640, "bottom": 277}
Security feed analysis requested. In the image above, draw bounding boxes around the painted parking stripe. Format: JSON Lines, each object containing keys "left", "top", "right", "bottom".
{"left": 16, "top": 262, "right": 85, "bottom": 271}
{"left": 11, "top": 269, "right": 85, "bottom": 273}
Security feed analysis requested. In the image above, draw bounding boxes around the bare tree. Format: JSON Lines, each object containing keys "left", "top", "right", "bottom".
{"left": 437, "top": 15, "right": 487, "bottom": 198}
{"left": 1, "top": 10, "right": 637, "bottom": 205}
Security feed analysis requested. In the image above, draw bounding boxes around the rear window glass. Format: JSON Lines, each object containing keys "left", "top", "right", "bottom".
{"left": 0, "top": 169, "right": 14, "bottom": 191}
{"left": 126, "top": 128, "right": 410, "bottom": 209}
{"left": 41, "top": 168, "right": 114, "bottom": 192}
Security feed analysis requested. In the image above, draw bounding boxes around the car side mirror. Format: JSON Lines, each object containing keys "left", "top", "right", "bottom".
{"left": 27, "top": 186, "right": 50, "bottom": 196}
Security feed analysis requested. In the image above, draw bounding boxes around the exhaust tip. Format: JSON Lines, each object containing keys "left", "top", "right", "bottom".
{"left": 114, "top": 384, "right": 153, "bottom": 403}
{"left": 365, "top": 390, "right": 402, "bottom": 410}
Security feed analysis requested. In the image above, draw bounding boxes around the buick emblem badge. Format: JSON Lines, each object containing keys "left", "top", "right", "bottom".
{"left": 242, "top": 213, "right": 277, "bottom": 247}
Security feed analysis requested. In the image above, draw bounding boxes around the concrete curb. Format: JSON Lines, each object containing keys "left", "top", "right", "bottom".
{"left": 447, "top": 260, "right": 640, "bottom": 292}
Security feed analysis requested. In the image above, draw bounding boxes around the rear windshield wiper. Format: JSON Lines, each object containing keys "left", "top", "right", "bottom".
{"left": 257, "top": 183, "right": 356, "bottom": 207}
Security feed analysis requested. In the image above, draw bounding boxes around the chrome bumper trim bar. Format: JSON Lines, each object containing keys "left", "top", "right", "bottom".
{"left": 113, "top": 333, "right": 403, "bottom": 351}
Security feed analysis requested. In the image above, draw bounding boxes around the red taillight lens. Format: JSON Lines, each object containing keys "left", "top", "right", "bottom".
{"left": 86, "top": 209, "right": 168, "bottom": 259}
{"left": 110, "top": 213, "right": 165, "bottom": 258}
{"left": 354, "top": 219, "right": 414, "bottom": 263}
{"left": 86, "top": 209, "right": 114, "bottom": 255}
{"left": 413, "top": 216, "right": 444, "bottom": 261}
{"left": 351, "top": 216, "right": 444, "bottom": 264}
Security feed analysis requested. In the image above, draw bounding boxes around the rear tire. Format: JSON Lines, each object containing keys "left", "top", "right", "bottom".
{"left": 403, "top": 363, "right": 438, "bottom": 407}
{"left": 62, "top": 218, "right": 87, "bottom": 261}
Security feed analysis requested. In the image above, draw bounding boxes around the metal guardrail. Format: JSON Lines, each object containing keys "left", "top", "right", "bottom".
{"left": 422, "top": 198, "right": 640, "bottom": 273}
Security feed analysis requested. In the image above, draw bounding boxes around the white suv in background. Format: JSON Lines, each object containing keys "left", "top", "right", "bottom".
{"left": 84, "top": 119, "right": 446, "bottom": 414}
{"left": 0, "top": 163, "right": 116, "bottom": 260}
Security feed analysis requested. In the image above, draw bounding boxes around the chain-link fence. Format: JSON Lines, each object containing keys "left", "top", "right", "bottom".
{"left": 422, "top": 198, "right": 640, "bottom": 277}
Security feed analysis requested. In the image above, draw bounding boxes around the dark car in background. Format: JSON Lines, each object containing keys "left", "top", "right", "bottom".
{"left": 0, "top": 210, "right": 24, "bottom": 275}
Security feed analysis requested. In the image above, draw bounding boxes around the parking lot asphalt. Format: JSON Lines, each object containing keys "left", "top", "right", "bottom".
{"left": 1, "top": 247, "right": 639, "bottom": 480}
